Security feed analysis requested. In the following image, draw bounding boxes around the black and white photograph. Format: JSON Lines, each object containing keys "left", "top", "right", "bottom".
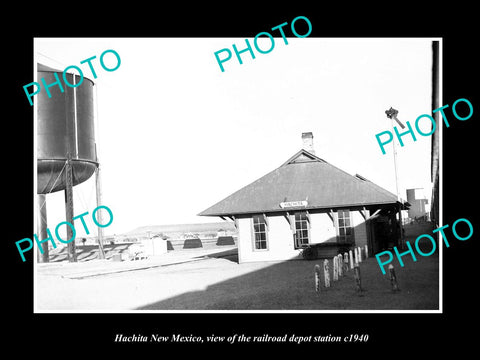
{"left": 32, "top": 37, "right": 440, "bottom": 312}
{"left": 7, "top": 5, "right": 479, "bottom": 354}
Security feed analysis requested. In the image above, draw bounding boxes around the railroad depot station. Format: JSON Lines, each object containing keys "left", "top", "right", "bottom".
{"left": 199, "top": 132, "right": 409, "bottom": 263}
{"left": 34, "top": 60, "right": 412, "bottom": 265}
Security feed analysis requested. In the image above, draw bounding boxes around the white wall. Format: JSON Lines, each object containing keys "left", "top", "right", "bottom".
{"left": 237, "top": 210, "right": 369, "bottom": 263}
{"left": 310, "top": 212, "right": 337, "bottom": 244}
{"left": 351, "top": 210, "right": 368, "bottom": 248}
{"left": 238, "top": 215, "right": 302, "bottom": 263}
{"left": 141, "top": 238, "right": 167, "bottom": 256}
{"left": 308, "top": 211, "right": 368, "bottom": 246}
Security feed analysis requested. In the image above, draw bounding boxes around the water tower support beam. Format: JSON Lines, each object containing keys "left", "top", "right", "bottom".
{"left": 37, "top": 194, "right": 49, "bottom": 263}
{"left": 65, "top": 155, "right": 77, "bottom": 262}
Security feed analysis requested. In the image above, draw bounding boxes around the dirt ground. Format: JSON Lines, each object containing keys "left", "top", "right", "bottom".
{"left": 36, "top": 230, "right": 439, "bottom": 311}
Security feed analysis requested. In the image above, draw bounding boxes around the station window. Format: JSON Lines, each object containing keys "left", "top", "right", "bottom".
{"left": 252, "top": 214, "right": 268, "bottom": 250}
{"left": 337, "top": 209, "right": 354, "bottom": 244}
{"left": 294, "top": 212, "right": 310, "bottom": 249}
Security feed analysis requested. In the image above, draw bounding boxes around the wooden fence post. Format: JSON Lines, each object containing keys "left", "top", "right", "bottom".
{"left": 338, "top": 255, "right": 343, "bottom": 277}
{"left": 354, "top": 263, "right": 363, "bottom": 293}
{"left": 388, "top": 264, "right": 400, "bottom": 292}
{"left": 323, "top": 259, "right": 330, "bottom": 288}
{"left": 315, "top": 264, "right": 321, "bottom": 292}
{"left": 333, "top": 256, "right": 339, "bottom": 281}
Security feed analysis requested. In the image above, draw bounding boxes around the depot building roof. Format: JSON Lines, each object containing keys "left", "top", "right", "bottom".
{"left": 198, "top": 149, "right": 405, "bottom": 217}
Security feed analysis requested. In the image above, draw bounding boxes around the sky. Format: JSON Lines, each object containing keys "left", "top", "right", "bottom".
{"left": 34, "top": 37, "right": 438, "bottom": 238}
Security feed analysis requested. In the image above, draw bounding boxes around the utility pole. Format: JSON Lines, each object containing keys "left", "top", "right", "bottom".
{"left": 93, "top": 83, "right": 106, "bottom": 260}
{"left": 95, "top": 163, "right": 106, "bottom": 259}
{"left": 385, "top": 107, "right": 402, "bottom": 202}
{"left": 385, "top": 107, "right": 405, "bottom": 249}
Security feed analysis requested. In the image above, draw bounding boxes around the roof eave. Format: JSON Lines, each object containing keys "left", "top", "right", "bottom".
{"left": 198, "top": 200, "right": 404, "bottom": 217}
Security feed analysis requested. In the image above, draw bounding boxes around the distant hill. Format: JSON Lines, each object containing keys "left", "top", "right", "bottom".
{"left": 125, "top": 222, "right": 237, "bottom": 237}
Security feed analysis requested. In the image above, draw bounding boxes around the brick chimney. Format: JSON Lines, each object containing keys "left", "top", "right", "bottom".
{"left": 301, "top": 132, "right": 315, "bottom": 154}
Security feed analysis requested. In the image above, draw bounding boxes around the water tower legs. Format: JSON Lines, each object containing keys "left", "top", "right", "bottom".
{"left": 65, "top": 156, "right": 77, "bottom": 262}
{"left": 37, "top": 194, "right": 49, "bottom": 263}
{"left": 95, "top": 165, "right": 106, "bottom": 259}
